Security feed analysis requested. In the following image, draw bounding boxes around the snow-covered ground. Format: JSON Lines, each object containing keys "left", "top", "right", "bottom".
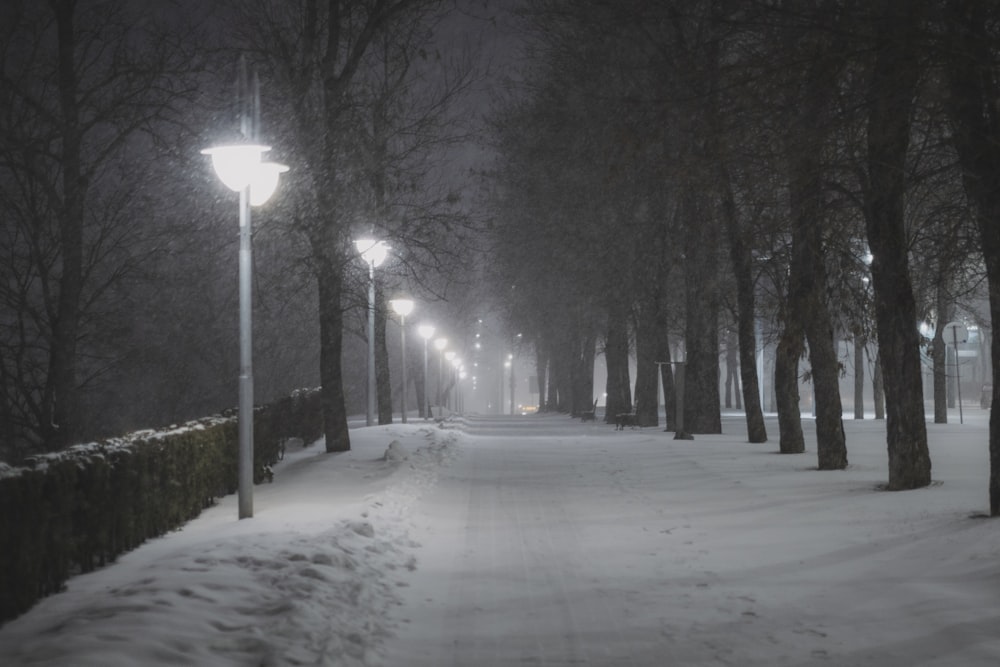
{"left": 2, "top": 411, "right": 999, "bottom": 666}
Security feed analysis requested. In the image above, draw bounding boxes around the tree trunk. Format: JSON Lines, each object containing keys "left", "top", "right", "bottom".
{"left": 864, "top": 1, "right": 930, "bottom": 490}
{"left": 575, "top": 332, "right": 597, "bottom": 416}
{"left": 775, "top": 324, "right": 805, "bottom": 453}
{"left": 604, "top": 304, "right": 632, "bottom": 422}
{"left": 722, "top": 198, "right": 767, "bottom": 442}
{"left": 656, "top": 306, "right": 676, "bottom": 432}
{"left": 725, "top": 330, "right": 737, "bottom": 409}
{"left": 873, "top": 349, "right": 885, "bottom": 420}
{"left": 854, "top": 334, "right": 865, "bottom": 419}
{"left": 316, "top": 254, "right": 351, "bottom": 453}
{"left": 634, "top": 307, "right": 660, "bottom": 427}
{"left": 943, "top": 0, "right": 1000, "bottom": 513}
{"left": 933, "top": 291, "right": 953, "bottom": 423}
{"left": 683, "top": 194, "right": 722, "bottom": 434}
{"left": 535, "top": 345, "right": 548, "bottom": 412}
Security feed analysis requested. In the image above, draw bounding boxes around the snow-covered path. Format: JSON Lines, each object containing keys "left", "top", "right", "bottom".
{"left": 2, "top": 411, "right": 1000, "bottom": 666}
{"left": 388, "top": 413, "right": 1000, "bottom": 666}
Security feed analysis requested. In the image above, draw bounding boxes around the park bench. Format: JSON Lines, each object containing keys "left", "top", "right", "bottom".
{"left": 580, "top": 399, "right": 598, "bottom": 422}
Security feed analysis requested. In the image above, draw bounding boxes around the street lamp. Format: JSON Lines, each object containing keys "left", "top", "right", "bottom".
{"left": 356, "top": 239, "right": 389, "bottom": 427}
{"left": 434, "top": 337, "right": 448, "bottom": 419}
{"left": 417, "top": 324, "right": 435, "bottom": 419}
{"left": 389, "top": 299, "right": 414, "bottom": 423}
{"left": 201, "top": 60, "right": 287, "bottom": 520}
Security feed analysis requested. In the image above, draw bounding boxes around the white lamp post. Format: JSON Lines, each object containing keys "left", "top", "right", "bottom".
{"left": 201, "top": 61, "right": 287, "bottom": 520}
{"left": 417, "top": 324, "right": 435, "bottom": 419}
{"left": 356, "top": 239, "right": 389, "bottom": 426}
{"left": 434, "top": 337, "right": 448, "bottom": 419}
{"left": 389, "top": 299, "right": 415, "bottom": 423}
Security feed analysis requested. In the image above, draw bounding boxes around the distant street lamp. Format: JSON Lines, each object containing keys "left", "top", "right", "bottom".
{"left": 417, "top": 324, "right": 435, "bottom": 419}
{"left": 356, "top": 239, "right": 389, "bottom": 427}
{"left": 434, "top": 337, "right": 448, "bottom": 419}
{"left": 389, "top": 299, "right": 414, "bottom": 423}
{"left": 202, "top": 60, "right": 287, "bottom": 520}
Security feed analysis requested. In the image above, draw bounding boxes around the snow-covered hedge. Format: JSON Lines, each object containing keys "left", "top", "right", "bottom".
{"left": 0, "top": 388, "right": 323, "bottom": 625}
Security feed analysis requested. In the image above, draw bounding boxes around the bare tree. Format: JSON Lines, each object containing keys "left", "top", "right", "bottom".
{"left": 0, "top": 0, "right": 193, "bottom": 457}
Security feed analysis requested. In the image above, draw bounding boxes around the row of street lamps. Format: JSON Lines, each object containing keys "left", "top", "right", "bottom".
{"left": 204, "top": 61, "right": 466, "bottom": 520}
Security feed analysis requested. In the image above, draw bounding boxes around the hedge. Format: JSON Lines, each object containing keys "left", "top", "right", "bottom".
{"left": 0, "top": 387, "right": 323, "bottom": 625}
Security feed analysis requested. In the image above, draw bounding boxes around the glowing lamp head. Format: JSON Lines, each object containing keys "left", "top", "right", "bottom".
{"left": 249, "top": 162, "right": 289, "bottom": 206}
{"left": 390, "top": 299, "right": 415, "bottom": 318}
{"left": 434, "top": 337, "right": 448, "bottom": 351}
{"left": 417, "top": 324, "right": 435, "bottom": 341}
{"left": 202, "top": 143, "right": 271, "bottom": 192}
{"left": 355, "top": 239, "right": 390, "bottom": 267}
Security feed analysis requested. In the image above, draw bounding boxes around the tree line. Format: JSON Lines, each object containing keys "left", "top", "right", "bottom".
{"left": 0, "top": 0, "right": 488, "bottom": 463}
{"left": 485, "top": 0, "right": 1000, "bottom": 513}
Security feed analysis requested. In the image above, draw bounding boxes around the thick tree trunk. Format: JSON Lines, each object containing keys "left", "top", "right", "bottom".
{"left": 317, "top": 256, "right": 351, "bottom": 452}
{"left": 723, "top": 206, "right": 767, "bottom": 442}
{"left": 944, "top": 0, "right": 1000, "bottom": 513}
{"left": 683, "top": 195, "right": 722, "bottom": 434}
{"left": 604, "top": 304, "right": 632, "bottom": 422}
{"left": 634, "top": 306, "right": 660, "bottom": 427}
{"left": 864, "top": 1, "right": 930, "bottom": 490}
{"left": 853, "top": 333, "right": 865, "bottom": 419}
{"left": 575, "top": 332, "right": 597, "bottom": 416}
{"left": 775, "top": 325, "right": 805, "bottom": 453}
{"left": 535, "top": 345, "right": 548, "bottom": 412}
{"left": 873, "top": 350, "right": 885, "bottom": 420}
{"left": 725, "top": 331, "right": 737, "bottom": 410}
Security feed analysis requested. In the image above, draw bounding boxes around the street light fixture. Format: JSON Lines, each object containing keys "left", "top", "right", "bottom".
{"left": 356, "top": 239, "right": 390, "bottom": 427}
{"left": 202, "top": 60, "right": 287, "bottom": 520}
{"left": 389, "top": 299, "right": 414, "bottom": 423}
{"left": 434, "top": 337, "right": 448, "bottom": 419}
{"left": 417, "top": 324, "right": 435, "bottom": 420}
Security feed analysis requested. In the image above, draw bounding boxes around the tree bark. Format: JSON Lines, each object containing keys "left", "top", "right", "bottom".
{"left": 721, "top": 188, "right": 767, "bottom": 442}
{"left": 634, "top": 305, "right": 660, "bottom": 427}
{"left": 683, "top": 194, "right": 722, "bottom": 434}
{"left": 775, "top": 324, "right": 805, "bottom": 453}
{"left": 863, "top": 0, "right": 930, "bottom": 490}
{"left": 604, "top": 303, "right": 632, "bottom": 422}
{"left": 943, "top": 0, "right": 1000, "bottom": 513}
{"left": 535, "top": 345, "right": 548, "bottom": 412}
{"left": 853, "top": 333, "right": 865, "bottom": 419}
{"left": 316, "top": 254, "right": 351, "bottom": 452}
{"left": 933, "top": 292, "right": 954, "bottom": 424}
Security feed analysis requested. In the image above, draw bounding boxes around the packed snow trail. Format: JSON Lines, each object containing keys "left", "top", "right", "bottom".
{"left": 387, "top": 413, "right": 1000, "bottom": 666}
{"left": 3, "top": 413, "right": 1000, "bottom": 665}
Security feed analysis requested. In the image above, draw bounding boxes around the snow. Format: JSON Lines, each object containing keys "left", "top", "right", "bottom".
{"left": 2, "top": 412, "right": 1000, "bottom": 665}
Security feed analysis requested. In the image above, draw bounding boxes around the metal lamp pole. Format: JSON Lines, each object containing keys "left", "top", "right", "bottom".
{"left": 356, "top": 240, "right": 389, "bottom": 427}
{"left": 202, "top": 59, "right": 287, "bottom": 519}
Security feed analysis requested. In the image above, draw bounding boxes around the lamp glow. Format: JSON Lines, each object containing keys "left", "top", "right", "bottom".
{"left": 390, "top": 299, "right": 415, "bottom": 318}
{"left": 249, "top": 162, "right": 289, "bottom": 206}
{"left": 201, "top": 144, "right": 271, "bottom": 192}
{"left": 355, "top": 239, "right": 390, "bottom": 267}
